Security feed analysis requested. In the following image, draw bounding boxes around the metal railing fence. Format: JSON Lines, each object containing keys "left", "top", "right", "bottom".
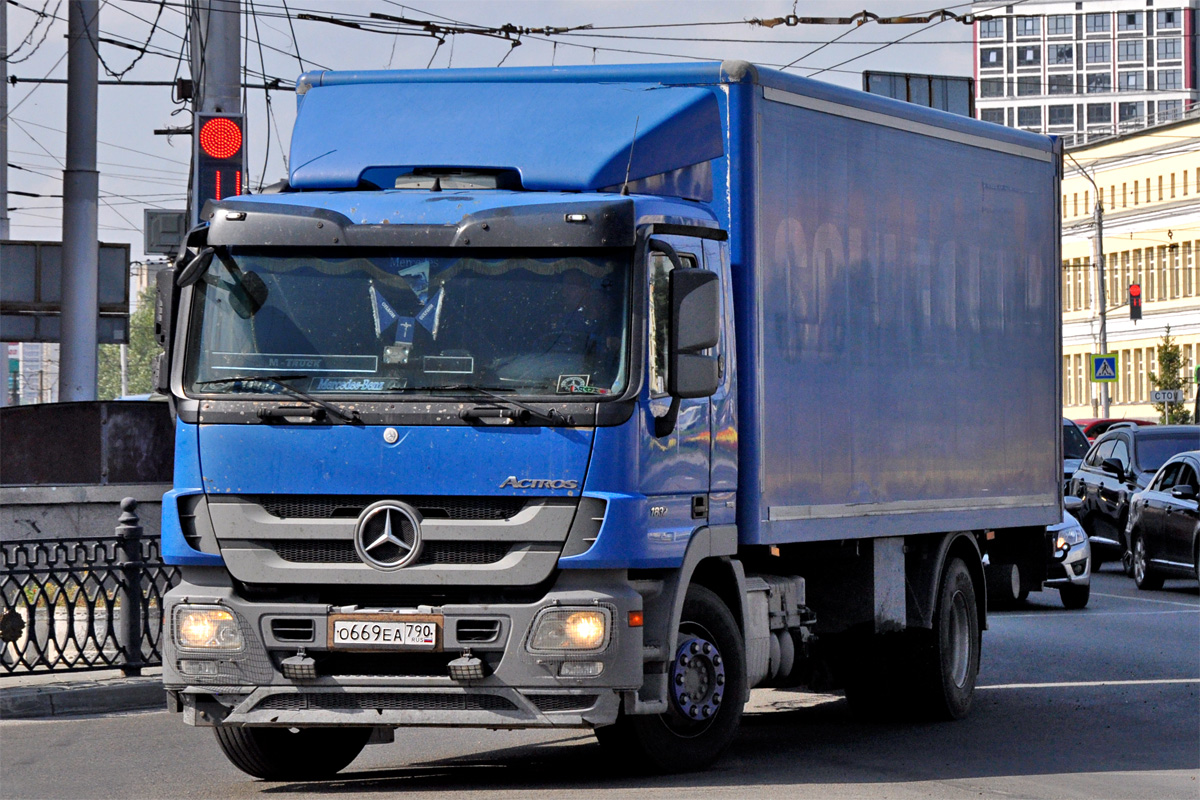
{"left": 0, "top": 500, "right": 180, "bottom": 675}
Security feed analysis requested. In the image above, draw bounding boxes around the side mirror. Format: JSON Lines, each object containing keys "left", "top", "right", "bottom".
{"left": 1101, "top": 458, "right": 1125, "bottom": 482}
{"left": 1171, "top": 484, "right": 1197, "bottom": 500}
{"left": 153, "top": 268, "right": 178, "bottom": 395}
{"left": 668, "top": 268, "right": 720, "bottom": 399}
{"left": 177, "top": 247, "right": 215, "bottom": 287}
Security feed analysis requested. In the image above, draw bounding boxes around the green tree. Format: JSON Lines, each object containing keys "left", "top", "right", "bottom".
{"left": 97, "top": 287, "right": 159, "bottom": 400}
{"left": 1148, "top": 325, "right": 1194, "bottom": 424}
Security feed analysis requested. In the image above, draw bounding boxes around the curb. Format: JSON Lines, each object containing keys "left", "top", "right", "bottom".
{"left": 1, "top": 678, "right": 165, "bottom": 719}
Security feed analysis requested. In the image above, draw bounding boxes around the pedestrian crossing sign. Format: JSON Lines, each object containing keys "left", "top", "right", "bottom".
{"left": 1090, "top": 354, "right": 1118, "bottom": 382}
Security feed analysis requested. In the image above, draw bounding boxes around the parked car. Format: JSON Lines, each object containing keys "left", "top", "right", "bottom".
{"left": 1068, "top": 425, "right": 1200, "bottom": 568}
{"left": 1075, "top": 417, "right": 1157, "bottom": 442}
{"left": 1125, "top": 450, "right": 1200, "bottom": 590}
{"left": 1063, "top": 418, "right": 1090, "bottom": 494}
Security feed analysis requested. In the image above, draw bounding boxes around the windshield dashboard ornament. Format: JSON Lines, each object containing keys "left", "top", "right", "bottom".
{"left": 353, "top": 501, "right": 424, "bottom": 571}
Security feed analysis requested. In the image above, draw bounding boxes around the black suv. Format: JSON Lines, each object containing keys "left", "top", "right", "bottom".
{"left": 1069, "top": 425, "right": 1200, "bottom": 568}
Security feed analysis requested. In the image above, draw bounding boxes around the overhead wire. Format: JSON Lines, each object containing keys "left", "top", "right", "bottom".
{"left": 4, "top": 0, "right": 63, "bottom": 65}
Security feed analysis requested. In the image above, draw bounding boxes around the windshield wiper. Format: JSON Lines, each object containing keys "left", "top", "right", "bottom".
{"left": 195, "top": 375, "right": 360, "bottom": 424}
{"left": 433, "top": 385, "right": 574, "bottom": 426}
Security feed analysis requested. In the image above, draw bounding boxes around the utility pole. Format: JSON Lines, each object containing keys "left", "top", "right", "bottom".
{"left": 1093, "top": 195, "right": 1109, "bottom": 418}
{"left": 1, "top": 0, "right": 11, "bottom": 241}
{"left": 190, "top": 0, "right": 242, "bottom": 223}
{"left": 58, "top": 0, "right": 101, "bottom": 402}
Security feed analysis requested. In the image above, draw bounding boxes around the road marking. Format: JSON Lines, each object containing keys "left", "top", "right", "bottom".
{"left": 1092, "top": 591, "right": 1200, "bottom": 609}
{"left": 979, "top": 678, "right": 1199, "bottom": 690}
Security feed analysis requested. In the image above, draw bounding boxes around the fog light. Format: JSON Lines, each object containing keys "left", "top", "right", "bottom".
{"left": 558, "top": 661, "right": 604, "bottom": 678}
{"left": 179, "top": 659, "right": 219, "bottom": 676}
{"left": 448, "top": 650, "right": 488, "bottom": 681}
{"left": 174, "top": 606, "right": 244, "bottom": 651}
{"left": 281, "top": 648, "right": 317, "bottom": 680}
{"left": 529, "top": 609, "right": 608, "bottom": 652}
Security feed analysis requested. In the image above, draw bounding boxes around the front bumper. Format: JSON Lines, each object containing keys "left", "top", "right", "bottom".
{"left": 1045, "top": 539, "right": 1091, "bottom": 588}
{"left": 163, "top": 569, "right": 642, "bottom": 730}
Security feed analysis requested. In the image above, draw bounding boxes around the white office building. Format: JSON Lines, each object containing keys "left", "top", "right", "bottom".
{"left": 972, "top": 1, "right": 1200, "bottom": 143}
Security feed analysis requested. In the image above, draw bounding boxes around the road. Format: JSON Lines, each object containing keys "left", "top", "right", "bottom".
{"left": 3, "top": 568, "right": 1197, "bottom": 800}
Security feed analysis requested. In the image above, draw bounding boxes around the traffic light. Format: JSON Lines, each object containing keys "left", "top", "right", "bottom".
{"left": 1129, "top": 283, "right": 1142, "bottom": 321}
{"left": 193, "top": 113, "right": 245, "bottom": 223}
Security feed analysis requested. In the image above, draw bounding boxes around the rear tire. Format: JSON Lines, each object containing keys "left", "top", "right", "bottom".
{"left": 1132, "top": 533, "right": 1163, "bottom": 591}
{"left": 918, "top": 557, "right": 980, "bottom": 720}
{"left": 1058, "top": 583, "right": 1090, "bottom": 609}
{"left": 213, "top": 726, "right": 370, "bottom": 781}
{"left": 594, "top": 585, "right": 746, "bottom": 774}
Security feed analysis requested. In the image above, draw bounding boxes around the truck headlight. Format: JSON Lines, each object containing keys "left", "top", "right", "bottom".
{"left": 528, "top": 608, "right": 609, "bottom": 652}
{"left": 174, "top": 605, "right": 244, "bottom": 651}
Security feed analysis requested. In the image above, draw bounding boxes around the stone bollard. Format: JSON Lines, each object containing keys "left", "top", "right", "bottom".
{"left": 115, "top": 498, "right": 145, "bottom": 677}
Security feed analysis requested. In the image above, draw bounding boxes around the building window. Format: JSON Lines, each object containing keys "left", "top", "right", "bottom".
{"left": 1088, "top": 103, "right": 1113, "bottom": 124}
{"left": 1117, "top": 71, "right": 1144, "bottom": 92}
{"left": 979, "top": 18, "right": 1003, "bottom": 38}
{"left": 1015, "top": 17, "right": 1041, "bottom": 36}
{"left": 979, "top": 108, "right": 1005, "bottom": 124}
{"left": 1017, "top": 106, "right": 1042, "bottom": 128}
{"left": 1017, "top": 76, "right": 1041, "bottom": 96}
{"left": 1158, "top": 70, "right": 1183, "bottom": 91}
{"left": 1118, "top": 101, "right": 1144, "bottom": 122}
{"left": 1016, "top": 46, "right": 1041, "bottom": 67}
{"left": 1157, "top": 9, "right": 1181, "bottom": 29}
{"left": 1051, "top": 44, "right": 1074, "bottom": 65}
{"left": 1086, "top": 42, "right": 1111, "bottom": 63}
{"left": 979, "top": 78, "right": 1006, "bottom": 98}
{"left": 1048, "top": 105, "right": 1074, "bottom": 126}
{"left": 1157, "top": 38, "right": 1183, "bottom": 61}
{"left": 1047, "top": 15, "right": 1073, "bottom": 35}
{"left": 1117, "top": 40, "right": 1143, "bottom": 63}
{"left": 1085, "top": 13, "right": 1111, "bottom": 33}
{"left": 1159, "top": 99, "right": 1184, "bottom": 121}
{"left": 1117, "top": 12, "right": 1143, "bottom": 31}
{"left": 980, "top": 48, "right": 1004, "bottom": 68}
{"left": 1048, "top": 74, "right": 1074, "bottom": 94}
{"left": 1087, "top": 73, "right": 1112, "bottom": 93}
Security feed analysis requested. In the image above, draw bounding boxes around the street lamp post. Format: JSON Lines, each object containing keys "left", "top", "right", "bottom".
{"left": 1069, "top": 155, "right": 1110, "bottom": 418}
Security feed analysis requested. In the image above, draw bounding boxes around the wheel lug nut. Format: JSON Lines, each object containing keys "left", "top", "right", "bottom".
{"left": 679, "top": 693, "right": 689, "bottom": 704}
{"left": 690, "top": 642, "right": 700, "bottom": 655}
{"left": 716, "top": 674, "right": 725, "bottom": 686}
{"left": 703, "top": 643, "right": 713, "bottom": 654}
{"left": 702, "top": 706, "right": 712, "bottom": 718}
{"left": 712, "top": 693, "right": 721, "bottom": 705}
{"left": 679, "top": 655, "right": 689, "bottom": 667}
{"left": 712, "top": 655, "right": 722, "bottom": 666}
{"left": 689, "top": 707, "right": 698, "bottom": 717}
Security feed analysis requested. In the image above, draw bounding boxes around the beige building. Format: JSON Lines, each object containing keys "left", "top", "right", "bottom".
{"left": 1061, "top": 112, "right": 1200, "bottom": 420}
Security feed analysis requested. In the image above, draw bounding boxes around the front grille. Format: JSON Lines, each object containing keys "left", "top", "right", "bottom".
{"left": 270, "top": 618, "right": 316, "bottom": 642}
{"left": 257, "top": 496, "right": 528, "bottom": 521}
{"left": 272, "top": 540, "right": 512, "bottom": 566}
{"left": 527, "top": 694, "right": 598, "bottom": 713}
{"left": 456, "top": 619, "right": 502, "bottom": 643}
{"left": 306, "top": 651, "right": 502, "bottom": 678}
{"left": 255, "top": 693, "right": 516, "bottom": 712}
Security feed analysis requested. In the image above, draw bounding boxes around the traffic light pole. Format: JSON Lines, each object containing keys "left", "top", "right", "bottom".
{"left": 58, "top": 0, "right": 100, "bottom": 402}
{"left": 189, "top": 0, "right": 242, "bottom": 225}
{"left": 1094, "top": 197, "right": 1109, "bottom": 418}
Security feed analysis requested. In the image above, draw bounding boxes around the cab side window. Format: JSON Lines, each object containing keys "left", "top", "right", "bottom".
{"left": 648, "top": 251, "right": 698, "bottom": 398}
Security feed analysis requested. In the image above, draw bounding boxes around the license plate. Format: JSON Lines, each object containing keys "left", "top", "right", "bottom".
{"left": 327, "top": 614, "right": 442, "bottom": 651}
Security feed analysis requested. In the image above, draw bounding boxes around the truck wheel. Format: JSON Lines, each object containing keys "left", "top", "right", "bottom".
{"left": 1058, "top": 583, "right": 1090, "bottom": 609}
{"left": 595, "top": 585, "right": 746, "bottom": 773}
{"left": 920, "top": 557, "right": 980, "bottom": 720}
{"left": 1132, "top": 534, "right": 1163, "bottom": 591}
{"left": 213, "top": 726, "right": 370, "bottom": 781}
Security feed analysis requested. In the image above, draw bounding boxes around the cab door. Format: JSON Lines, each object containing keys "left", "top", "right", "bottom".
{"left": 639, "top": 234, "right": 713, "bottom": 532}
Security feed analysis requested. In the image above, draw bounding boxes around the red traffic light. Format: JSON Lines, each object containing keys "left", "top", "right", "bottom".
{"left": 199, "top": 117, "right": 242, "bottom": 160}
{"left": 1129, "top": 284, "right": 1142, "bottom": 298}
{"left": 1129, "top": 283, "right": 1142, "bottom": 321}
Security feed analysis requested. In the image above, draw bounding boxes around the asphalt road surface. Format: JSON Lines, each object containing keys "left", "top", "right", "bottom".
{"left": 3, "top": 568, "right": 1197, "bottom": 800}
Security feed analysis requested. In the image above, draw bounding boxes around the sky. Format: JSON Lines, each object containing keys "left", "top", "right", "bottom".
{"left": 3, "top": 0, "right": 982, "bottom": 265}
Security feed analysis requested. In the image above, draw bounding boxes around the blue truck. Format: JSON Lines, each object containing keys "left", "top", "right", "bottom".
{"left": 156, "top": 61, "right": 1062, "bottom": 778}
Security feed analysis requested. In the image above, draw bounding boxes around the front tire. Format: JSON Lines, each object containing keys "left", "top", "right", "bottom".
{"left": 1132, "top": 533, "right": 1163, "bottom": 591}
{"left": 918, "top": 557, "right": 981, "bottom": 720}
{"left": 213, "top": 726, "right": 371, "bottom": 781}
{"left": 595, "top": 585, "right": 746, "bottom": 773}
{"left": 1059, "top": 583, "right": 1090, "bottom": 609}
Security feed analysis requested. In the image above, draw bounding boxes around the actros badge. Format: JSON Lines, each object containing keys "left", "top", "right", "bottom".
{"left": 354, "top": 501, "right": 423, "bottom": 570}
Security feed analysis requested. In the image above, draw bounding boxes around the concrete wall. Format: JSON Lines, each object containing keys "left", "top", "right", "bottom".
{"left": 0, "top": 484, "right": 170, "bottom": 542}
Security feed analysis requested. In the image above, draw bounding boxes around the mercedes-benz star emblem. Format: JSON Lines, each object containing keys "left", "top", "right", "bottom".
{"left": 353, "top": 501, "right": 423, "bottom": 571}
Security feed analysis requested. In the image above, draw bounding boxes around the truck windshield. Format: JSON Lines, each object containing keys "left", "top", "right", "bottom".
{"left": 184, "top": 248, "right": 630, "bottom": 399}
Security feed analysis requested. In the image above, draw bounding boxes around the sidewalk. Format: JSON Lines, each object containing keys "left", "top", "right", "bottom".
{"left": 0, "top": 667, "right": 165, "bottom": 720}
